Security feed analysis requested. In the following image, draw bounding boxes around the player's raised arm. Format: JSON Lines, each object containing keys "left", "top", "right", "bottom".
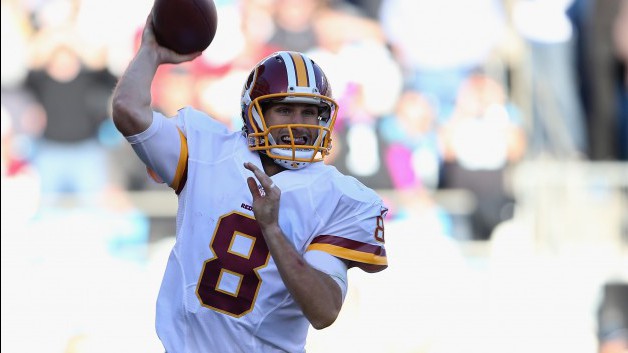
{"left": 111, "top": 12, "right": 200, "bottom": 136}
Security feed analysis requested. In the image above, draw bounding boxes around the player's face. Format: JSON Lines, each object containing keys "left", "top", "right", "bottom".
{"left": 264, "top": 103, "right": 321, "bottom": 144}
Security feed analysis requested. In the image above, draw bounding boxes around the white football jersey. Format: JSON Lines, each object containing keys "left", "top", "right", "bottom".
{"left": 126, "top": 107, "right": 388, "bottom": 353}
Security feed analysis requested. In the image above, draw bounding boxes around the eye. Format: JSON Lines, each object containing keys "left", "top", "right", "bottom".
{"left": 276, "top": 107, "right": 290, "bottom": 114}
{"left": 302, "top": 109, "right": 318, "bottom": 117}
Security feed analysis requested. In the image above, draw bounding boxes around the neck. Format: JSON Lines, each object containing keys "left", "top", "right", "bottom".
{"left": 259, "top": 152, "right": 285, "bottom": 177}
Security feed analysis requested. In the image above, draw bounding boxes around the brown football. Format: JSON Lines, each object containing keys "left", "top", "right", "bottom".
{"left": 152, "top": 0, "right": 218, "bottom": 54}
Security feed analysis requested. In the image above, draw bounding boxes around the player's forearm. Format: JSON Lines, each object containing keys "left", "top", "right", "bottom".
{"left": 261, "top": 224, "right": 343, "bottom": 329}
{"left": 111, "top": 47, "right": 160, "bottom": 136}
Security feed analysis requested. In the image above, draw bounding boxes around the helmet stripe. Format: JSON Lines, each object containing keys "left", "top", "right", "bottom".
{"left": 289, "top": 52, "right": 309, "bottom": 87}
{"left": 279, "top": 52, "right": 297, "bottom": 87}
{"left": 304, "top": 55, "right": 317, "bottom": 90}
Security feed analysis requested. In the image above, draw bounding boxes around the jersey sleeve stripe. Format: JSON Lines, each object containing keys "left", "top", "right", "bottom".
{"left": 171, "top": 127, "right": 189, "bottom": 193}
{"left": 306, "top": 243, "right": 387, "bottom": 265}
{"left": 306, "top": 234, "right": 387, "bottom": 271}
{"left": 309, "top": 234, "right": 386, "bottom": 254}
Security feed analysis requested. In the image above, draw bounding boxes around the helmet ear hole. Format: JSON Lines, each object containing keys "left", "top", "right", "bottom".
{"left": 318, "top": 105, "right": 331, "bottom": 122}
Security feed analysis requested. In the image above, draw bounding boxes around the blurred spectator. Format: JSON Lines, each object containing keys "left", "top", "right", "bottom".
{"left": 233, "top": 0, "right": 281, "bottom": 70}
{"left": 569, "top": 0, "right": 627, "bottom": 161}
{"left": 379, "top": 90, "right": 441, "bottom": 191}
{"left": 310, "top": 3, "right": 393, "bottom": 108}
{"left": 379, "top": 0, "right": 506, "bottom": 122}
{"left": 313, "top": 1, "right": 385, "bottom": 55}
{"left": 152, "top": 66, "right": 198, "bottom": 117}
{"left": 331, "top": 83, "right": 393, "bottom": 189}
{"left": 439, "top": 73, "right": 526, "bottom": 240}
{"left": 25, "top": 27, "right": 117, "bottom": 208}
{"left": 0, "top": 86, "right": 46, "bottom": 163}
{"left": 334, "top": 0, "right": 384, "bottom": 19}
{"left": 1, "top": 104, "right": 41, "bottom": 224}
{"left": 512, "top": 0, "right": 588, "bottom": 159}
{"left": 302, "top": 4, "right": 400, "bottom": 189}
{"left": 267, "top": 0, "right": 323, "bottom": 52}
{"left": 0, "top": 0, "right": 43, "bottom": 172}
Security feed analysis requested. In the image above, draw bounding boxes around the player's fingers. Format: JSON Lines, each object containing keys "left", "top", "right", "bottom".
{"left": 243, "top": 162, "right": 260, "bottom": 174}
{"left": 244, "top": 162, "right": 271, "bottom": 187}
{"left": 243, "top": 162, "right": 281, "bottom": 198}
{"left": 169, "top": 51, "right": 202, "bottom": 62}
{"left": 246, "top": 176, "right": 261, "bottom": 200}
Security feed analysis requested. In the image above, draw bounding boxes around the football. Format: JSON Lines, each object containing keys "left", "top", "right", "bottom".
{"left": 152, "top": 0, "right": 218, "bottom": 54}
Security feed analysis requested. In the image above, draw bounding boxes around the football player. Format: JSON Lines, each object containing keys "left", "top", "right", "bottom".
{"left": 112, "top": 13, "right": 388, "bottom": 353}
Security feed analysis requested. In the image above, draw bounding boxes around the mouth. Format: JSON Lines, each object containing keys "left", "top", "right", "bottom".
{"left": 281, "top": 135, "right": 308, "bottom": 145}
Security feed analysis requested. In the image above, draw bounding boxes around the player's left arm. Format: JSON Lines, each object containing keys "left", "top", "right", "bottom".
{"left": 243, "top": 162, "right": 344, "bottom": 330}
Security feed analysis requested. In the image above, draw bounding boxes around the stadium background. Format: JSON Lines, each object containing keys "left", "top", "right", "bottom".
{"left": 1, "top": 0, "right": 627, "bottom": 352}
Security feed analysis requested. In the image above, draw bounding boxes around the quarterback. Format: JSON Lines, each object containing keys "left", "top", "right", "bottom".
{"left": 112, "top": 12, "right": 387, "bottom": 353}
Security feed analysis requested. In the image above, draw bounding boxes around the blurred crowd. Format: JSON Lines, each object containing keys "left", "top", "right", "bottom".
{"left": 1, "top": 0, "right": 627, "bottom": 239}
{"left": 0, "top": 0, "right": 627, "bottom": 352}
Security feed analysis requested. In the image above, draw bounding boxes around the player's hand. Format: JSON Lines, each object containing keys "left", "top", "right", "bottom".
{"left": 244, "top": 162, "right": 281, "bottom": 230}
{"left": 141, "top": 10, "right": 201, "bottom": 64}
